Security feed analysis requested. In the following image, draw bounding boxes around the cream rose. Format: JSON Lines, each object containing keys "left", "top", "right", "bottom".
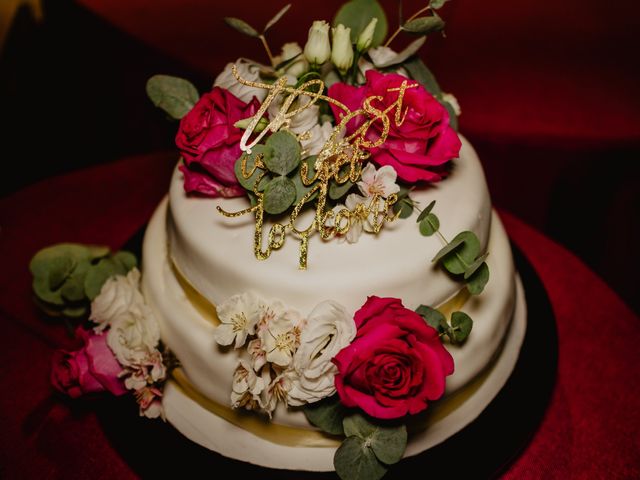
{"left": 214, "top": 58, "right": 267, "bottom": 103}
{"left": 90, "top": 268, "right": 144, "bottom": 332}
{"left": 287, "top": 300, "right": 355, "bottom": 406}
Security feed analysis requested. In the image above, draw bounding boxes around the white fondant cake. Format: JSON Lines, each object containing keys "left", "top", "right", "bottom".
{"left": 140, "top": 135, "right": 523, "bottom": 462}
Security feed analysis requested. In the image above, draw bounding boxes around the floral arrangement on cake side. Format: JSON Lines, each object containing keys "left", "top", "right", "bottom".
{"left": 29, "top": 2, "right": 493, "bottom": 480}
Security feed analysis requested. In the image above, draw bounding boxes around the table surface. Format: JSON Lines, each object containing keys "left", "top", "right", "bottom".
{"left": 0, "top": 151, "right": 638, "bottom": 478}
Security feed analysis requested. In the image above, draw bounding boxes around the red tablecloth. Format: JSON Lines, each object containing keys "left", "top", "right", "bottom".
{"left": 0, "top": 152, "right": 638, "bottom": 478}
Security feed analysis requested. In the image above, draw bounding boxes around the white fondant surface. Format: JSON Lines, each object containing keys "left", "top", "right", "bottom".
{"left": 160, "top": 277, "right": 527, "bottom": 471}
{"left": 167, "top": 136, "right": 493, "bottom": 315}
{"left": 142, "top": 198, "right": 516, "bottom": 429}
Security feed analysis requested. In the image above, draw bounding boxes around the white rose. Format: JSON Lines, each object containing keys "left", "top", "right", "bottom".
{"left": 90, "top": 268, "right": 144, "bottom": 332}
{"left": 287, "top": 300, "right": 355, "bottom": 406}
{"left": 304, "top": 20, "right": 331, "bottom": 65}
{"left": 331, "top": 24, "right": 354, "bottom": 74}
{"left": 106, "top": 301, "right": 160, "bottom": 368}
{"left": 214, "top": 58, "right": 266, "bottom": 103}
{"left": 267, "top": 93, "right": 319, "bottom": 135}
{"left": 301, "top": 121, "right": 342, "bottom": 157}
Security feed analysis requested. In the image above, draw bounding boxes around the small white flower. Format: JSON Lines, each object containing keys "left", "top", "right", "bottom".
{"left": 274, "top": 42, "right": 308, "bottom": 78}
{"left": 214, "top": 58, "right": 266, "bottom": 103}
{"left": 304, "top": 21, "right": 331, "bottom": 65}
{"left": 214, "top": 292, "right": 261, "bottom": 349}
{"left": 356, "top": 18, "right": 378, "bottom": 52}
{"left": 247, "top": 338, "right": 267, "bottom": 372}
{"left": 442, "top": 92, "right": 462, "bottom": 116}
{"left": 90, "top": 268, "right": 144, "bottom": 332}
{"left": 260, "top": 366, "right": 291, "bottom": 416}
{"left": 287, "top": 301, "right": 355, "bottom": 406}
{"left": 331, "top": 24, "right": 354, "bottom": 74}
{"left": 357, "top": 163, "right": 400, "bottom": 198}
{"left": 301, "top": 121, "right": 342, "bottom": 156}
{"left": 344, "top": 193, "right": 370, "bottom": 243}
{"left": 231, "top": 359, "right": 265, "bottom": 410}
{"left": 259, "top": 304, "right": 303, "bottom": 368}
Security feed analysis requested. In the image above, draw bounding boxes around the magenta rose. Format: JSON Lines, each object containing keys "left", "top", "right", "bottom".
{"left": 333, "top": 296, "right": 454, "bottom": 419}
{"left": 176, "top": 87, "right": 261, "bottom": 197}
{"left": 51, "top": 328, "right": 126, "bottom": 398}
{"left": 328, "top": 70, "right": 461, "bottom": 183}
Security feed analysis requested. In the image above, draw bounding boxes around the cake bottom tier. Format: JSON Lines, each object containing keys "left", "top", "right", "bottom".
{"left": 141, "top": 197, "right": 526, "bottom": 470}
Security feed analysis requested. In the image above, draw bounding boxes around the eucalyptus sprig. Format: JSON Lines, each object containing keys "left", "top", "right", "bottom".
{"left": 224, "top": 4, "right": 292, "bottom": 67}
{"left": 416, "top": 304, "right": 473, "bottom": 344}
{"left": 384, "top": 0, "right": 447, "bottom": 48}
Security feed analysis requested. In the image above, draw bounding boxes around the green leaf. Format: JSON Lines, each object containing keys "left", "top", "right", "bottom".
{"left": 334, "top": 436, "right": 387, "bottom": 480}
{"left": 402, "top": 14, "right": 445, "bottom": 35}
{"left": 451, "top": 311, "right": 473, "bottom": 343}
{"left": 403, "top": 58, "right": 442, "bottom": 97}
{"left": 48, "top": 255, "right": 75, "bottom": 291}
{"left": 466, "top": 261, "right": 490, "bottom": 295}
{"left": 234, "top": 117, "right": 269, "bottom": 132}
{"left": 146, "top": 75, "right": 199, "bottom": 120}
{"left": 113, "top": 251, "right": 137, "bottom": 272}
{"left": 235, "top": 145, "right": 272, "bottom": 191}
{"left": 415, "top": 304, "right": 447, "bottom": 333}
{"left": 264, "top": 131, "right": 301, "bottom": 176}
{"left": 370, "top": 424, "right": 407, "bottom": 465}
{"left": 371, "top": 36, "right": 426, "bottom": 68}
{"left": 334, "top": 0, "right": 388, "bottom": 48}
{"left": 291, "top": 156, "right": 319, "bottom": 204}
{"left": 263, "top": 176, "right": 296, "bottom": 215}
{"left": 464, "top": 252, "right": 489, "bottom": 279}
{"left": 32, "top": 276, "right": 63, "bottom": 305}
{"left": 263, "top": 4, "right": 291, "bottom": 32}
{"left": 343, "top": 413, "right": 377, "bottom": 438}
{"left": 84, "top": 258, "right": 127, "bottom": 301}
{"left": 432, "top": 231, "right": 481, "bottom": 274}
{"left": 303, "top": 395, "right": 347, "bottom": 435}
{"left": 224, "top": 17, "right": 259, "bottom": 37}
{"left": 60, "top": 275, "right": 85, "bottom": 303}
{"left": 329, "top": 179, "right": 354, "bottom": 200}
{"left": 62, "top": 305, "right": 88, "bottom": 319}
{"left": 416, "top": 200, "right": 436, "bottom": 222}
{"left": 419, "top": 213, "right": 440, "bottom": 236}
{"left": 393, "top": 199, "right": 413, "bottom": 219}
{"left": 441, "top": 99, "right": 459, "bottom": 131}
{"left": 430, "top": 0, "right": 450, "bottom": 9}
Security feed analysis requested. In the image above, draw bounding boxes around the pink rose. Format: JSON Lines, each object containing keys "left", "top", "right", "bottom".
{"left": 328, "top": 70, "right": 461, "bottom": 183}
{"left": 333, "top": 296, "right": 454, "bottom": 419}
{"left": 51, "top": 328, "right": 126, "bottom": 398}
{"left": 176, "top": 87, "right": 261, "bottom": 197}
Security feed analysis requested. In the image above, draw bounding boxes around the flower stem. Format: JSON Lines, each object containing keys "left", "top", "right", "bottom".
{"left": 259, "top": 34, "right": 275, "bottom": 67}
{"left": 385, "top": 4, "right": 432, "bottom": 48}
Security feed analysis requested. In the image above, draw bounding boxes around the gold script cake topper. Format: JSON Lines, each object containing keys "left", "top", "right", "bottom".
{"left": 217, "top": 65, "right": 419, "bottom": 269}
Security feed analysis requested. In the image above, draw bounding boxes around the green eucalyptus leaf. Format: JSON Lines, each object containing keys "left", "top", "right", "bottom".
{"left": 263, "top": 176, "right": 296, "bottom": 215}
{"left": 235, "top": 145, "right": 272, "bottom": 191}
{"left": 146, "top": 75, "right": 199, "bottom": 120}
{"left": 419, "top": 213, "right": 440, "bottom": 236}
{"left": 234, "top": 117, "right": 269, "bottom": 132}
{"left": 466, "top": 262, "right": 490, "bottom": 295}
{"left": 303, "top": 395, "right": 347, "bottom": 435}
{"left": 441, "top": 99, "right": 459, "bottom": 131}
{"left": 291, "top": 156, "right": 319, "bottom": 204}
{"left": 32, "top": 277, "right": 64, "bottom": 305}
{"left": 371, "top": 36, "right": 426, "bottom": 68}
{"left": 334, "top": 436, "right": 387, "bottom": 480}
{"left": 416, "top": 304, "right": 447, "bottom": 333}
{"left": 370, "top": 424, "right": 407, "bottom": 465}
{"left": 62, "top": 305, "right": 88, "bottom": 319}
{"left": 416, "top": 200, "right": 436, "bottom": 222}
{"left": 48, "top": 255, "right": 75, "bottom": 291}
{"left": 403, "top": 58, "right": 442, "bottom": 97}
{"left": 431, "top": 233, "right": 467, "bottom": 264}
{"left": 402, "top": 14, "right": 445, "bottom": 35}
{"left": 393, "top": 199, "right": 413, "bottom": 219}
{"left": 329, "top": 179, "right": 354, "bottom": 200}
{"left": 30, "top": 244, "right": 102, "bottom": 277}
{"left": 430, "top": 0, "right": 450, "bottom": 9}
{"left": 451, "top": 311, "right": 473, "bottom": 343}
{"left": 84, "top": 258, "right": 127, "bottom": 301}
{"left": 343, "top": 413, "right": 377, "bottom": 438}
{"left": 441, "top": 231, "right": 481, "bottom": 274}
{"left": 334, "top": 0, "right": 388, "bottom": 48}
{"left": 224, "top": 17, "right": 259, "bottom": 37}
{"left": 464, "top": 252, "right": 489, "bottom": 279}
{"left": 264, "top": 131, "right": 301, "bottom": 176}
{"left": 113, "top": 251, "right": 137, "bottom": 272}
{"left": 60, "top": 276, "right": 85, "bottom": 303}
{"left": 263, "top": 4, "right": 291, "bottom": 32}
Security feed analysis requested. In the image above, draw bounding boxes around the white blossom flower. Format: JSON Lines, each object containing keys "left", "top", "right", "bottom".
{"left": 260, "top": 366, "right": 291, "bottom": 416}
{"left": 304, "top": 21, "right": 331, "bottom": 65}
{"left": 301, "top": 121, "right": 342, "bottom": 156}
{"left": 357, "top": 163, "right": 400, "bottom": 198}
{"left": 274, "top": 42, "right": 308, "bottom": 78}
{"left": 231, "top": 359, "right": 265, "bottom": 410}
{"left": 287, "top": 301, "right": 355, "bottom": 406}
{"left": 214, "top": 292, "right": 261, "bottom": 349}
{"left": 135, "top": 386, "right": 164, "bottom": 419}
{"left": 214, "top": 58, "right": 267, "bottom": 103}
{"left": 259, "top": 305, "right": 303, "bottom": 368}
{"left": 331, "top": 24, "right": 354, "bottom": 74}
{"left": 247, "top": 338, "right": 267, "bottom": 371}
{"left": 267, "top": 93, "right": 320, "bottom": 135}
{"left": 90, "top": 268, "right": 145, "bottom": 332}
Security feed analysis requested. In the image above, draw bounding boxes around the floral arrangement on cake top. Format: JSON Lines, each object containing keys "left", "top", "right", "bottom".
{"left": 29, "top": 2, "right": 494, "bottom": 480}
